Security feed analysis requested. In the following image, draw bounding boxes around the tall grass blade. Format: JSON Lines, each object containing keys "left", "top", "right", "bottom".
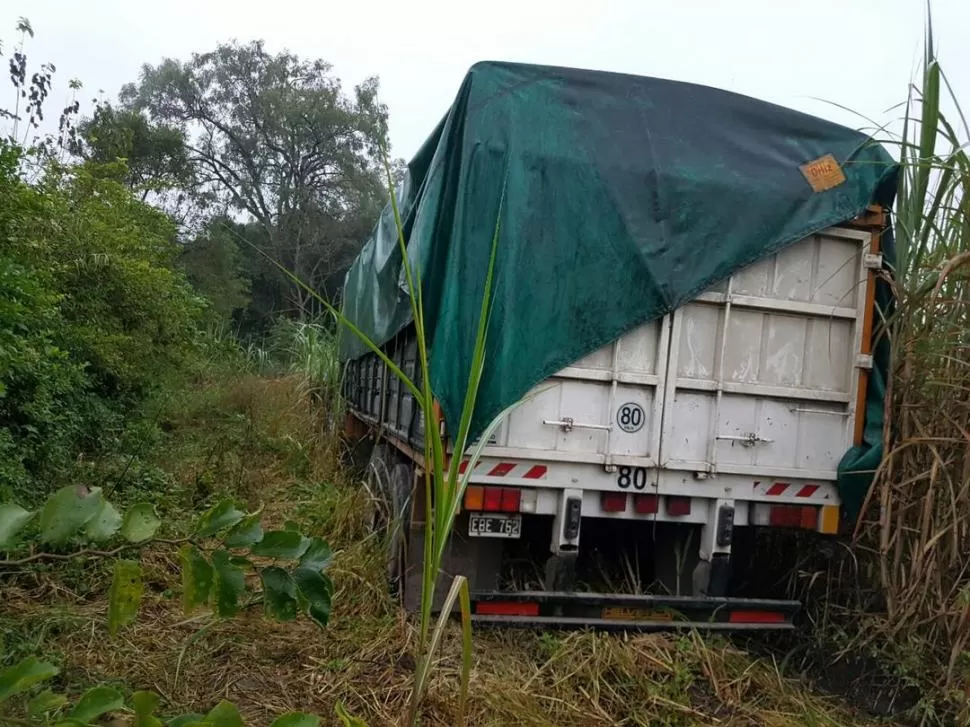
{"left": 407, "top": 575, "right": 471, "bottom": 726}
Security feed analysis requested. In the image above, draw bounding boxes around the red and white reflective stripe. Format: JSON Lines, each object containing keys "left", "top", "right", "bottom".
{"left": 755, "top": 481, "right": 825, "bottom": 499}
{"left": 458, "top": 460, "right": 548, "bottom": 479}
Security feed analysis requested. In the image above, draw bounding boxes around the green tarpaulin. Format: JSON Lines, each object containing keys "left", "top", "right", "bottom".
{"left": 340, "top": 62, "right": 898, "bottom": 520}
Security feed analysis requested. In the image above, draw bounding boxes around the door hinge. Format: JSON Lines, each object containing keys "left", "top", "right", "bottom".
{"left": 864, "top": 253, "right": 884, "bottom": 270}
{"left": 855, "top": 354, "right": 874, "bottom": 370}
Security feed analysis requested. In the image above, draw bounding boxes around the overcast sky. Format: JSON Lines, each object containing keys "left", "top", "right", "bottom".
{"left": 4, "top": 0, "right": 969, "bottom": 159}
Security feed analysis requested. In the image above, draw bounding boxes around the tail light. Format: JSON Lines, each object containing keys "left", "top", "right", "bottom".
{"left": 769, "top": 505, "right": 818, "bottom": 529}
{"left": 464, "top": 485, "right": 522, "bottom": 513}
{"left": 500, "top": 487, "right": 521, "bottom": 513}
{"left": 475, "top": 601, "right": 540, "bottom": 616}
{"left": 819, "top": 505, "right": 840, "bottom": 534}
{"left": 666, "top": 496, "right": 692, "bottom": 516}
{"left": 729, "top": 610, "right": 786, "bottom": 624}
{"left": 600, "top": 492, "right": 627, "bottom": 512}
{"left": 483, "top": 487, "right": 503, "bottom": 511}
{"left": 634, "top": 494, "right": 659, "bottom": 514}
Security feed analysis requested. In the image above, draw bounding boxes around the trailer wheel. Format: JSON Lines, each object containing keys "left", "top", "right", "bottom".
{"left": 364, "top": 443, "right": 413, "bottom": 599}
{"left": 386, "top": 462, "right": 413, "bottom": 599}
{"left": 364, "top": 442, "right": 393, "bottom": 534}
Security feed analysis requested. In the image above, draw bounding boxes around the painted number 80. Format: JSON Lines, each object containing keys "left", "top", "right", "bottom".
{"left": 617, "top": 466, "right": 648, "bottom": 490}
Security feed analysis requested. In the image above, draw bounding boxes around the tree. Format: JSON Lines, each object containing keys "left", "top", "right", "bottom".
{"left": 120, "top": 41, "right": 388, "bottom": 316}
{"left": 2, "top": 17, "right": 81, "bottom": 156}
{"left": 74, "top": 103, "right": 209, "bottom": 229}
{"left": 178, "top": 218, "right": 252, "bottom": 325}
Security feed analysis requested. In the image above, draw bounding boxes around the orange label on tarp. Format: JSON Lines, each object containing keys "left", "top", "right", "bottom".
{"left": 800, "top": 154, "right": 846, "bottom": 192}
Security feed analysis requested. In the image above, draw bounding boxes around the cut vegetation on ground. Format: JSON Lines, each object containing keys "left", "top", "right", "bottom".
{"left": 2, "top": 373, "right": 883, "bottom": 726}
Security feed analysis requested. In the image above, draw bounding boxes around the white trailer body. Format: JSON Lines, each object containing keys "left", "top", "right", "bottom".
{"left": 346, "top": 218, "right": 883, "bottom": 628}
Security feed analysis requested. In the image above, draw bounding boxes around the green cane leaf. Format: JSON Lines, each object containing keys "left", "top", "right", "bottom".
{"left": 250, "top": 530, "right": 310, "bottom": 560}
{"left": 108, "top": 559, "right": 143, "bottom": 635}
{"left": 0, "top": 503, "right": 35, "bottom": 549}
{"left": 180, "top": 544, "right": 214, "bottom": 612}
{"left": 260, "top": 566, "right": 299, "bottom": 622}
{"left": 120, "top": 503, "right": 161, "bottom": 543}
{"left": 195, "top": 500, "right": 245, "bottom": 537}
{"left": 39, "top": 485, "right": 103, "bottom": 544}
{"left": 211, "top": 550, "right": 245, "bottom": 617}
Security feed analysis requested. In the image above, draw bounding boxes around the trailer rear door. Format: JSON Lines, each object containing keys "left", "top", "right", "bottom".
{"left": 657, "top": 226, "right": 875, "bottom": 482}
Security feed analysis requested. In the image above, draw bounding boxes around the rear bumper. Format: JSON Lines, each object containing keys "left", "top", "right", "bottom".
{"left": 469, "top": 590, "right": 799, "bottom": 631}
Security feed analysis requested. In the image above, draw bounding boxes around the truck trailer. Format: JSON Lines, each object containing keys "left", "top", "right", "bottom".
{"left": 340, "top": 62, "right": 897, "bottom": 630}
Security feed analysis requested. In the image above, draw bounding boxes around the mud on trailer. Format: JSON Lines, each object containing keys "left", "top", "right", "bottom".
{"left": 343, "top": 209, "right": 886, "bottom": 631}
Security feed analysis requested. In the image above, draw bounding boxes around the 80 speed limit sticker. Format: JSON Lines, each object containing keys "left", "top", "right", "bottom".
{"left": 616, "top": 402, "right": 645, "bottom": 433}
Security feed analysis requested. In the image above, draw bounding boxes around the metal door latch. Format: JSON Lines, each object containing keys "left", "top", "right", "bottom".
{"left": 543, "top": 417, "right": 612, "bottom": 433}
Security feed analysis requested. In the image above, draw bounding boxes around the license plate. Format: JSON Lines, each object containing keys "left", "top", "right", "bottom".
{"left": 468, "top": 513, "right": 522, "bottom": 538}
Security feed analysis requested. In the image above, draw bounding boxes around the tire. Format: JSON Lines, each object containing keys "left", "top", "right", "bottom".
{"left": 386, "top": 463, "right": 413, "bottom": 599}
{"left": 363, "top": 443, "right": 413, "bottom": 599}
{"left": 364, "top": 442, "right": 393, "bottom": 535}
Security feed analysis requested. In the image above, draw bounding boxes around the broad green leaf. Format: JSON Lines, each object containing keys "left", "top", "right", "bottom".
{"left": 223, "top": 513, "right": 263, "bottom": 548}
{"left": 0, "top": 656, "right": 58, "bottom": 702}
{"left": 68, "top": 685, "right": 124, "bottom": 723}
{"left": 0, "top": 503, "right": 34, "bottom": 549}
{"left": 293, "top": 567, "right": 332, "bottom": 628}
{"left": 39, "top": 485, "right": 103, "bottom": 544}
{"left": 211, "top": 550, "right": 245, "bottom": 617}
{"left": 335, "top": 702, "right": 367, "bottom": 727}
{"left": 203, "top": 700, "right": 244, "bottom": 727}
{"left": 260, "top": 566, "right": 299, "bottom": 621}
{"left": 298, "top": 537, "right": 332, "bottom": 572}
{"left": 28, "top": 689, "right": 68, "bottom": 716}
{"left": 271, "top": 713, "right": 321, "bottom": 727}
{"left": 195, "top": 500, "right": 245, "bottom": 537}
{"left": 120, "top": 503, "right": 161, "bottom": 542}
{"left": 132, "top": 690, "right": 163, "bottom": 727}
{"left": 108, "top": 559, "right": 143, "bottom": 635}
{"left": 251, "top": 530, "right": 310, "bottom": 560}
{"left": 180, "top": 544, "right": 214, "bottom": 611}
{"left": 84, "top": 500, "right": 122, "bottom": 541}
{"left": 167, "top": 714, "right": 207, "bottom": 727}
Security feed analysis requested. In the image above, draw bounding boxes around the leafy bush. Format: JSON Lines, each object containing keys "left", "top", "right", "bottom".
{"left": 0, "top": 138, "right": 203, "bottom": 502}
{"left": 0, "top": 486, "right": 334, "bottom": 726}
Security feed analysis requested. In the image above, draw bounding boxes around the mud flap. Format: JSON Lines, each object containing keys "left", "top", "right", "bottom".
{"left": 403, "top": 514, "right": 503, "bottom": 614}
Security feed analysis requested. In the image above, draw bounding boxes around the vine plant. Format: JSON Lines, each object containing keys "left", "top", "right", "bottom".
{"left": 0, "top": 487, "right": 336, "bottom": 725}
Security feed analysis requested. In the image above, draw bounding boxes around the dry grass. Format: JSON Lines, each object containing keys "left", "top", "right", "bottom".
{"left": 1, "top": 375, "right": 884, "bottom": 726}
{"left": 777, "top": 32, "right": 970, "bottom": 727}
